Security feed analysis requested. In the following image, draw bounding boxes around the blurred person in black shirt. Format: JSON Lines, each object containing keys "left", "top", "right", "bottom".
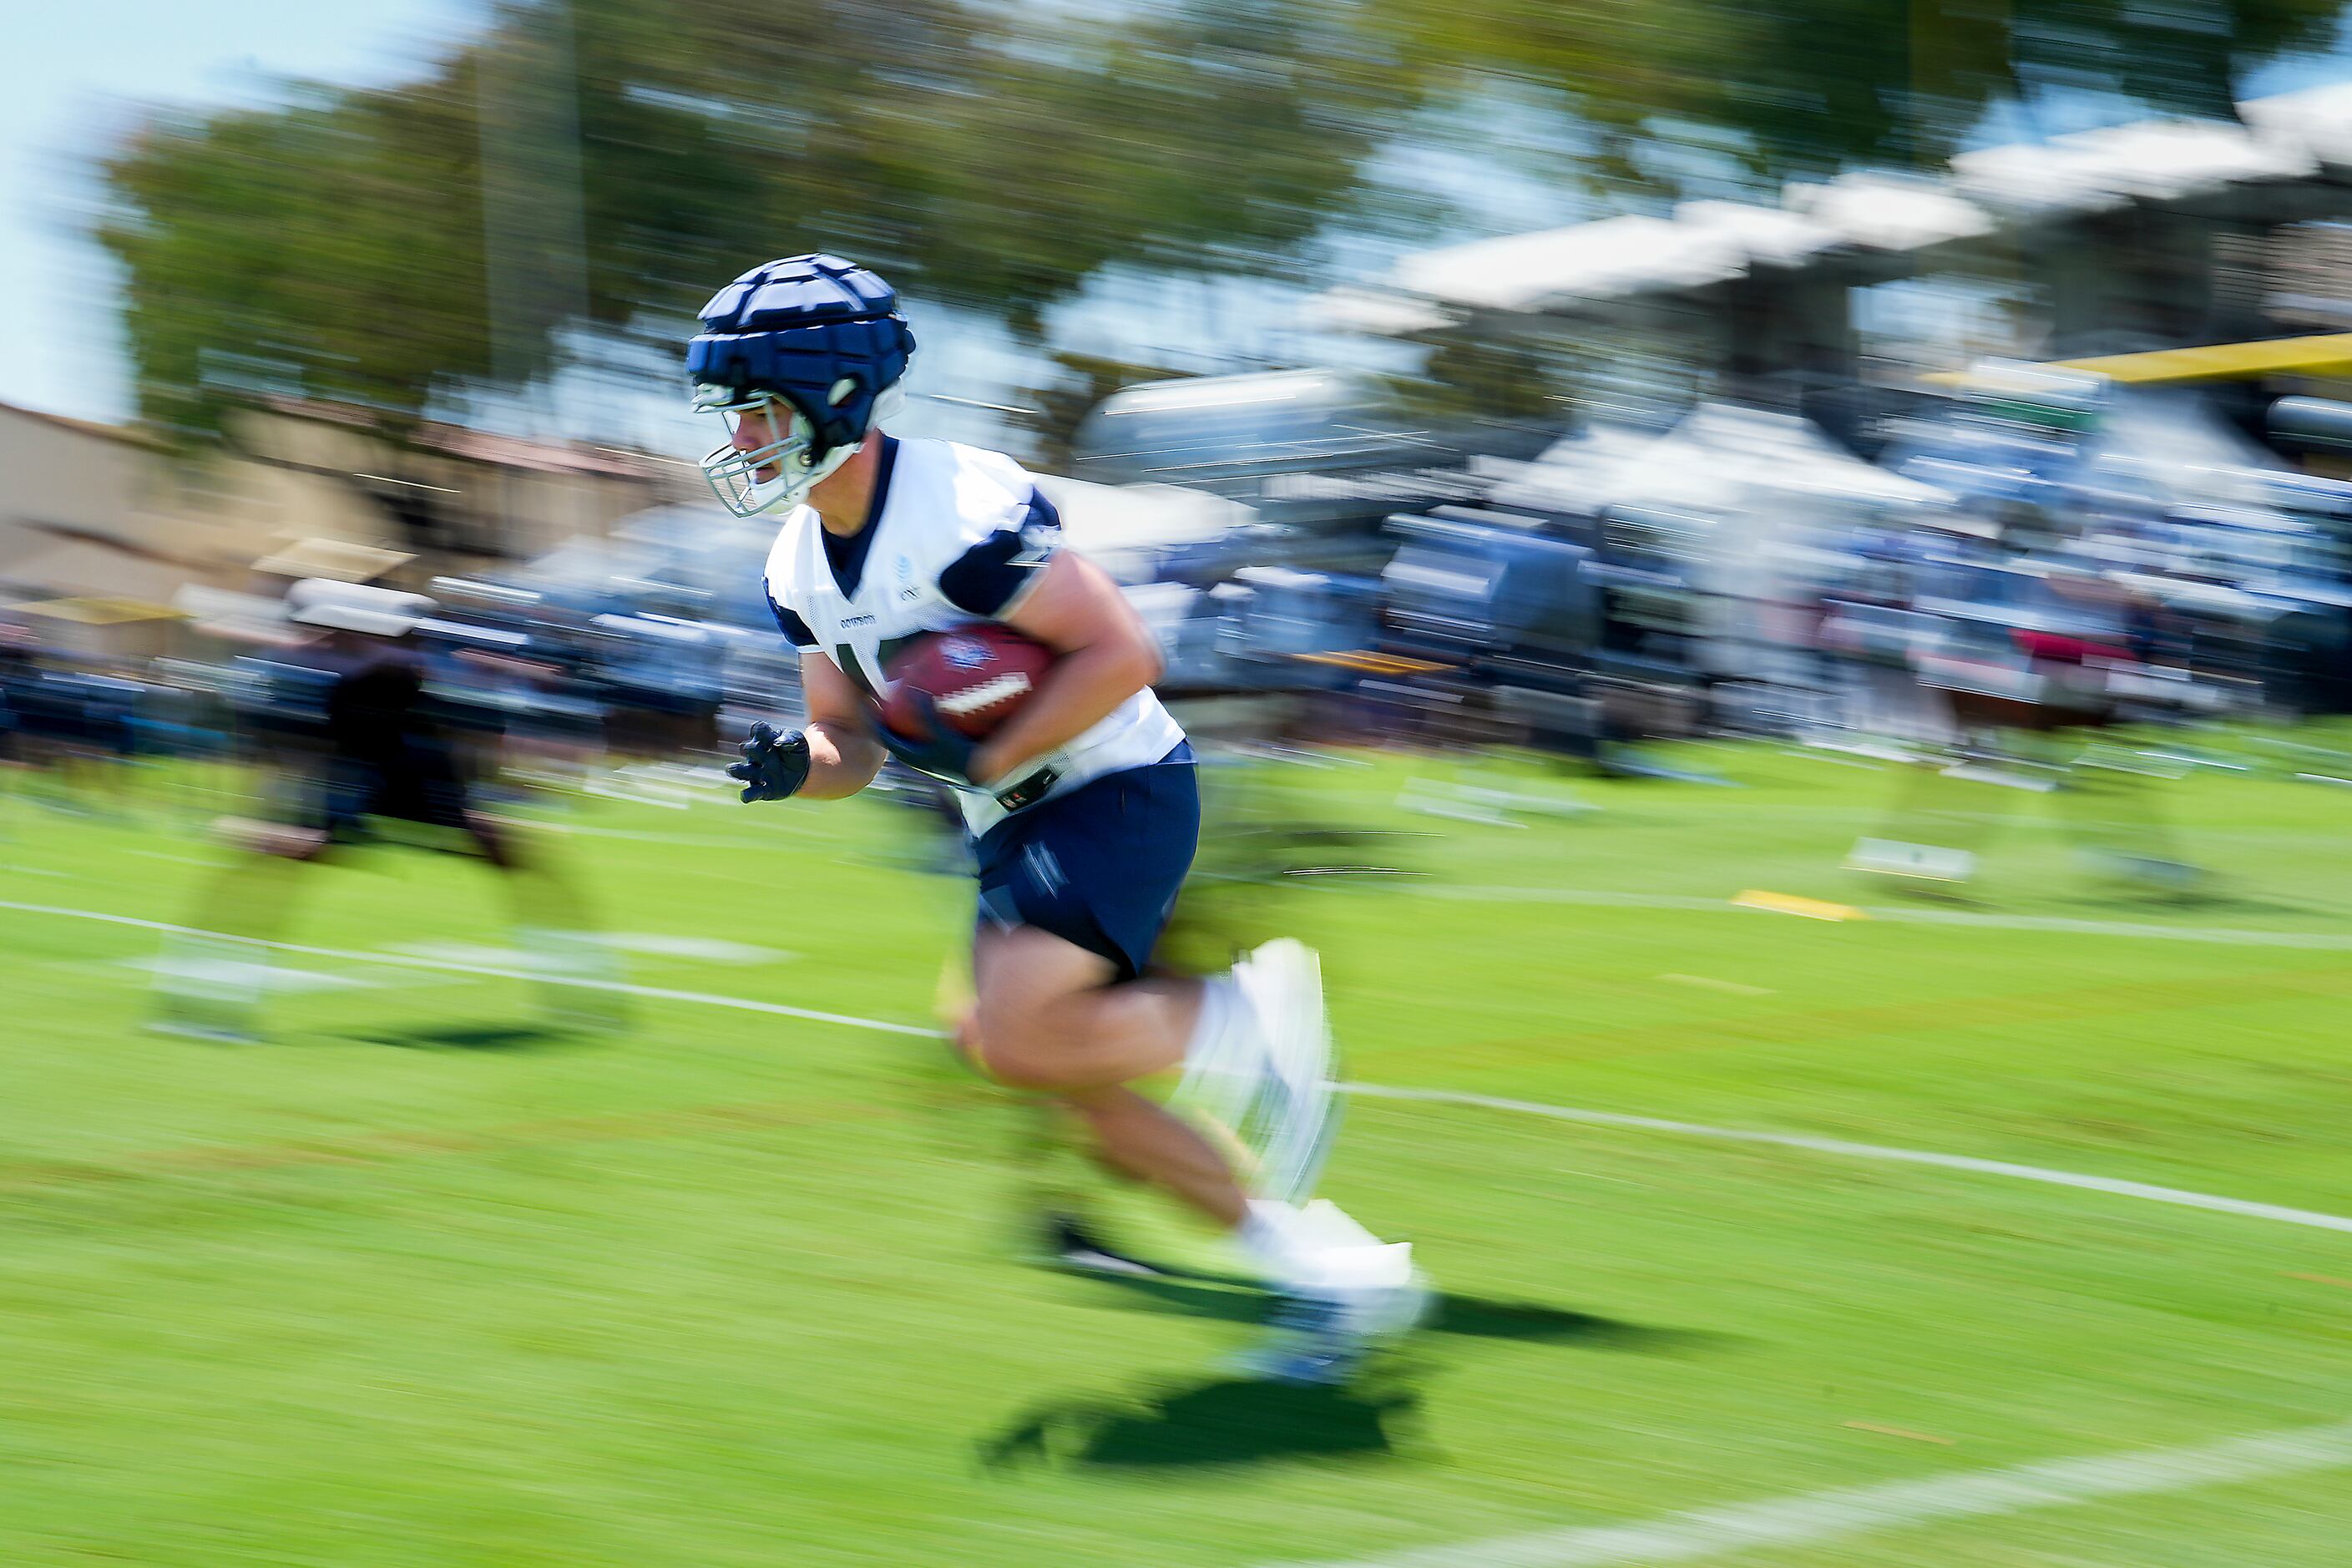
{"left": 152, "top": 579, "right": 616, "bottom": 1042}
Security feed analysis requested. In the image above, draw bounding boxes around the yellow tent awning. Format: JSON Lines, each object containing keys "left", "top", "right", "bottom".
{"left": 8, "top": 595, "right": 188, "bottom": 626}
{"left": 1930, "top": 333, "right": 2352, "bottom": 388}
{"left": 250, "top": 537, "right": 414, "bottom": 582}
{"left": 2053, "top": 333, "right": 2352, "bottom": 385}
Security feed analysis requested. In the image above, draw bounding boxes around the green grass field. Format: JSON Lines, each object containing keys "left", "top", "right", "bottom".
{"left": 7, "top": 736, "right": 2352, "bottom": 1565}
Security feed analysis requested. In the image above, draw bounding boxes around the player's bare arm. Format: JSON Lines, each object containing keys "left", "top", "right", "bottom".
{"left": 968, "top": 550, "right": 1163, "bottom": 786}
{"left": 794, "top": 648, "right": 886, "bottom": 799}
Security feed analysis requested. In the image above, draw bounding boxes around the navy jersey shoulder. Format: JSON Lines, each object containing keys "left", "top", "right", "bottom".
{"left": 756, "top": 441, "right": 1070, "bottom": 701}
{"left": 766, "top": 594, "right": 818, "bottom": 649}
{"left": 938, "top": 484, "right": 1062, "bottom": 618}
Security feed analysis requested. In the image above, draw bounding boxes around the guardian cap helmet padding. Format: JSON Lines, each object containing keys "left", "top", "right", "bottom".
{"left": 687, "top": 254, "right": 916, "bottom": 516}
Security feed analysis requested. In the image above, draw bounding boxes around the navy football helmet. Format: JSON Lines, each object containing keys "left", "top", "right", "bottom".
{"left": 686, "top": 254, "right": 917, "bottom": 517}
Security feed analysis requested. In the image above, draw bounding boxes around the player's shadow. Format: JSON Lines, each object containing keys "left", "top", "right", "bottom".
{"left": 1864, "top": 877, "right": 1984, "bottom": 907}
{"left": 345, "top": 1022, "right": 578, "bottom": 1051}
{"left": 2062, "top": 887, "right": 2318, "bottom": 917}
{"left": 1066, "top": 1272, "right": 1709, "bottom": 1353}
{"left": 979, "top": 1373, "right": 1419, "bottom": 1472}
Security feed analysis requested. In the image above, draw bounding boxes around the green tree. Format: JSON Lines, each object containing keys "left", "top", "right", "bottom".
{"left": 1378, "top": 0, "right": 2345, "bottom": 187}
{"left": 99, "top": 0, "right": 2351, "bottom": 448}
{"left": 101, "top": 0, "right": 1414, "bottom": 443}
{"left": 104, "top": 78, "right": 498, "bottom": 441}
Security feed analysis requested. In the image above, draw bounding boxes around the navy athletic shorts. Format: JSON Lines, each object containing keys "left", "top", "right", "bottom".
{"left": 973, "top": 743, "right": 1197, "bottom": 981}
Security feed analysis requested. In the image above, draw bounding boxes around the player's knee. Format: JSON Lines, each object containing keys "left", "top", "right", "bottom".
{"left": 973, "top": 1036, "right": 1067, "bottom": 1092}
{"left": 968, "top": 1011, "right": 1078, "bottom": 1092}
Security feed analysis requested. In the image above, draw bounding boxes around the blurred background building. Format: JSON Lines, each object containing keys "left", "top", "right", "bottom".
{"left": 11, "top": 0, "right": 2352, "bottom": 764}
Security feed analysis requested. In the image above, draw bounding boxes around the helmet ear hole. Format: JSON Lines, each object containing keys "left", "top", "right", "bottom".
{"left": 828, "top": 377, "right": 857, "bottom": 406}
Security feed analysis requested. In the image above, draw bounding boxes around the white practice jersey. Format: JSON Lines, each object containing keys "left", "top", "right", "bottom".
{"left": 761, "top": 435, "right": 1186, "bottom": 836}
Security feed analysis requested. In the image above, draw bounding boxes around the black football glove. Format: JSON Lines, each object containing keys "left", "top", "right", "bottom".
{"left": 877, "top": 691, "right": 979, "bottom": 787}
{"left": 727, "top": 721, "right": 812, "bottom": 803}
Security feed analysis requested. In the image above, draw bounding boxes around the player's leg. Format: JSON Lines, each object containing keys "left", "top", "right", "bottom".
{"left": 372, "top": 736, "right": 599, "bottom": 962}
{"left": 967, "top": 923, "right": 1204, "bottom": 1090}
{"left": 971, "top": 923, "right": 1240, "bottom": 1219}
{"left": 953, "top": 949, "right": 1187, "bottom": 1279}
{"left": 1010, "top": 1098, "right": 1181, "bottom": 1278}
{"left": 967, "top": 761, "right": 1335, "bottom": 1201}
{"left": 970, "top": 925, "right": 1335, "bottom": 1206}
{"left": 2046, "top": 721, "right": 2204, "bottom": 891}
{"left": 150, "top": 813, "right": 326, "bottom": 1042}
{"left": 964, "top": 761, "right": 1423, "bottom": 1380}
{"left": 457, "top": 794, "right": 625, "bottom": 1029}
{"left": 969, "top": 923, "right": 1402, "bottom": 1298}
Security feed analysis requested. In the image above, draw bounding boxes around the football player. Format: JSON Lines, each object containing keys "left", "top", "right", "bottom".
{"left": 151, "top": 579, "right": 615, "bottom": 1042}
{"left": 695, "top": 255, "right": 1425, "bottom": 1383}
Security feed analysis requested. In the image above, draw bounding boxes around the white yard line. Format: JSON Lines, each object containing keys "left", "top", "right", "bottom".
{"left": 0, "top": 898, "right": 937, "bottom": 1039}
{"left": 590, "top": 933, "right": 789, "bottom": 964}
{"left": 8, "top": 898, "right": 2352, "bottom": 1233}
{"left": 1340, "top": 1084, "right": 2352, "bottom": 1237}
{"left": 1626, "top": 801, "right": 2349, "bottom": 843}
{"left": 1418, "top": 883, "right": 2352, "bottom": 950}
{"left": 1869, "top": 904, "right": 2352, "bottom": 949}
{"left": 384, "top": 935, "right": 790, "bottom": 969}
{"left": 12, "top": 890, "right": 2346, "bottom": 1565}
{"left": 1276, "top": 1416, "right": 2352, "bottom": 1568}
{"left": 575, "top": 781, "right": 690, "bottom": 811}
{"left": 1418, "top": 887, "right": 1728, "bottom": 913}
{"left": 115, "top": 956, "right": 376, "bottom": 993}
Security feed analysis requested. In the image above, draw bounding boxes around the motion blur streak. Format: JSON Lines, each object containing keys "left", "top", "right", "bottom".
{"left": 12, "top": 1, "right": 2352, "bottom": 1563}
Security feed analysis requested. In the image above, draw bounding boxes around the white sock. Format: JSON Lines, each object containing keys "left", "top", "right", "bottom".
{"left": 1174, "top": 974, "right": 1257, "bottom": 1128}
{"left": 1181, "top": 973, "right": 1239, "bottom": 1067}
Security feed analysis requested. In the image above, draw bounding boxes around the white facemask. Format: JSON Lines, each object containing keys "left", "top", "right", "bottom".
{"left": 692, "top": 381, "right": 908, "bottom": 518}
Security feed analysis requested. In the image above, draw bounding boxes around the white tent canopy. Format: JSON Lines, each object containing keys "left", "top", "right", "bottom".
{"left": 1673, "top": 199, "right": 1842, "bottom": 266}
{"left": 1954, "top": 118, "right": 2314, "bottom": 217}
{"left": 1595, "top": 402, "right": 1952, "bottom": 519}
{"left": 1315, "top": 82, "right": 2352, "bottom": 334}
{"left": 2241, "top": 81, "right": 2352, "bottom": 172}
{"left": 1480, "top": 426, "right": 1669, "bottom": 517}
{"left": 1392, "top": 215, "right": 1752, "bottom": 314}
{"left": 1034, "top": 477, "right": 1252, "bottom": 583}
{"left": 2077, "top": 390, "right": 2299, "bottom": 516}
{"left": 1780, "top": 175, "right": 1994, "bottom": 253}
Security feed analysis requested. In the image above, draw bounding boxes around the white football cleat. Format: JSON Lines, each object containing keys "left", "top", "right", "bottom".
{"left": 1234, "top": 1245, "right": 1434, "bottom": 1386}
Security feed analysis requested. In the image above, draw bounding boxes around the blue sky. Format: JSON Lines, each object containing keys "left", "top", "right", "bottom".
{"left": 0, "top": 0, "right": 482, "bottom": 422}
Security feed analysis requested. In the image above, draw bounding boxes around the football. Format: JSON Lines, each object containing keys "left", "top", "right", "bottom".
{"left": 879, "top": 625, "right": 1055, "bottom": 741}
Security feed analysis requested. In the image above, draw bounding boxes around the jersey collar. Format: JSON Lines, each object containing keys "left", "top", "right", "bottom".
{"left": 820, "top": 435, "right": 899, "bottom": 599}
